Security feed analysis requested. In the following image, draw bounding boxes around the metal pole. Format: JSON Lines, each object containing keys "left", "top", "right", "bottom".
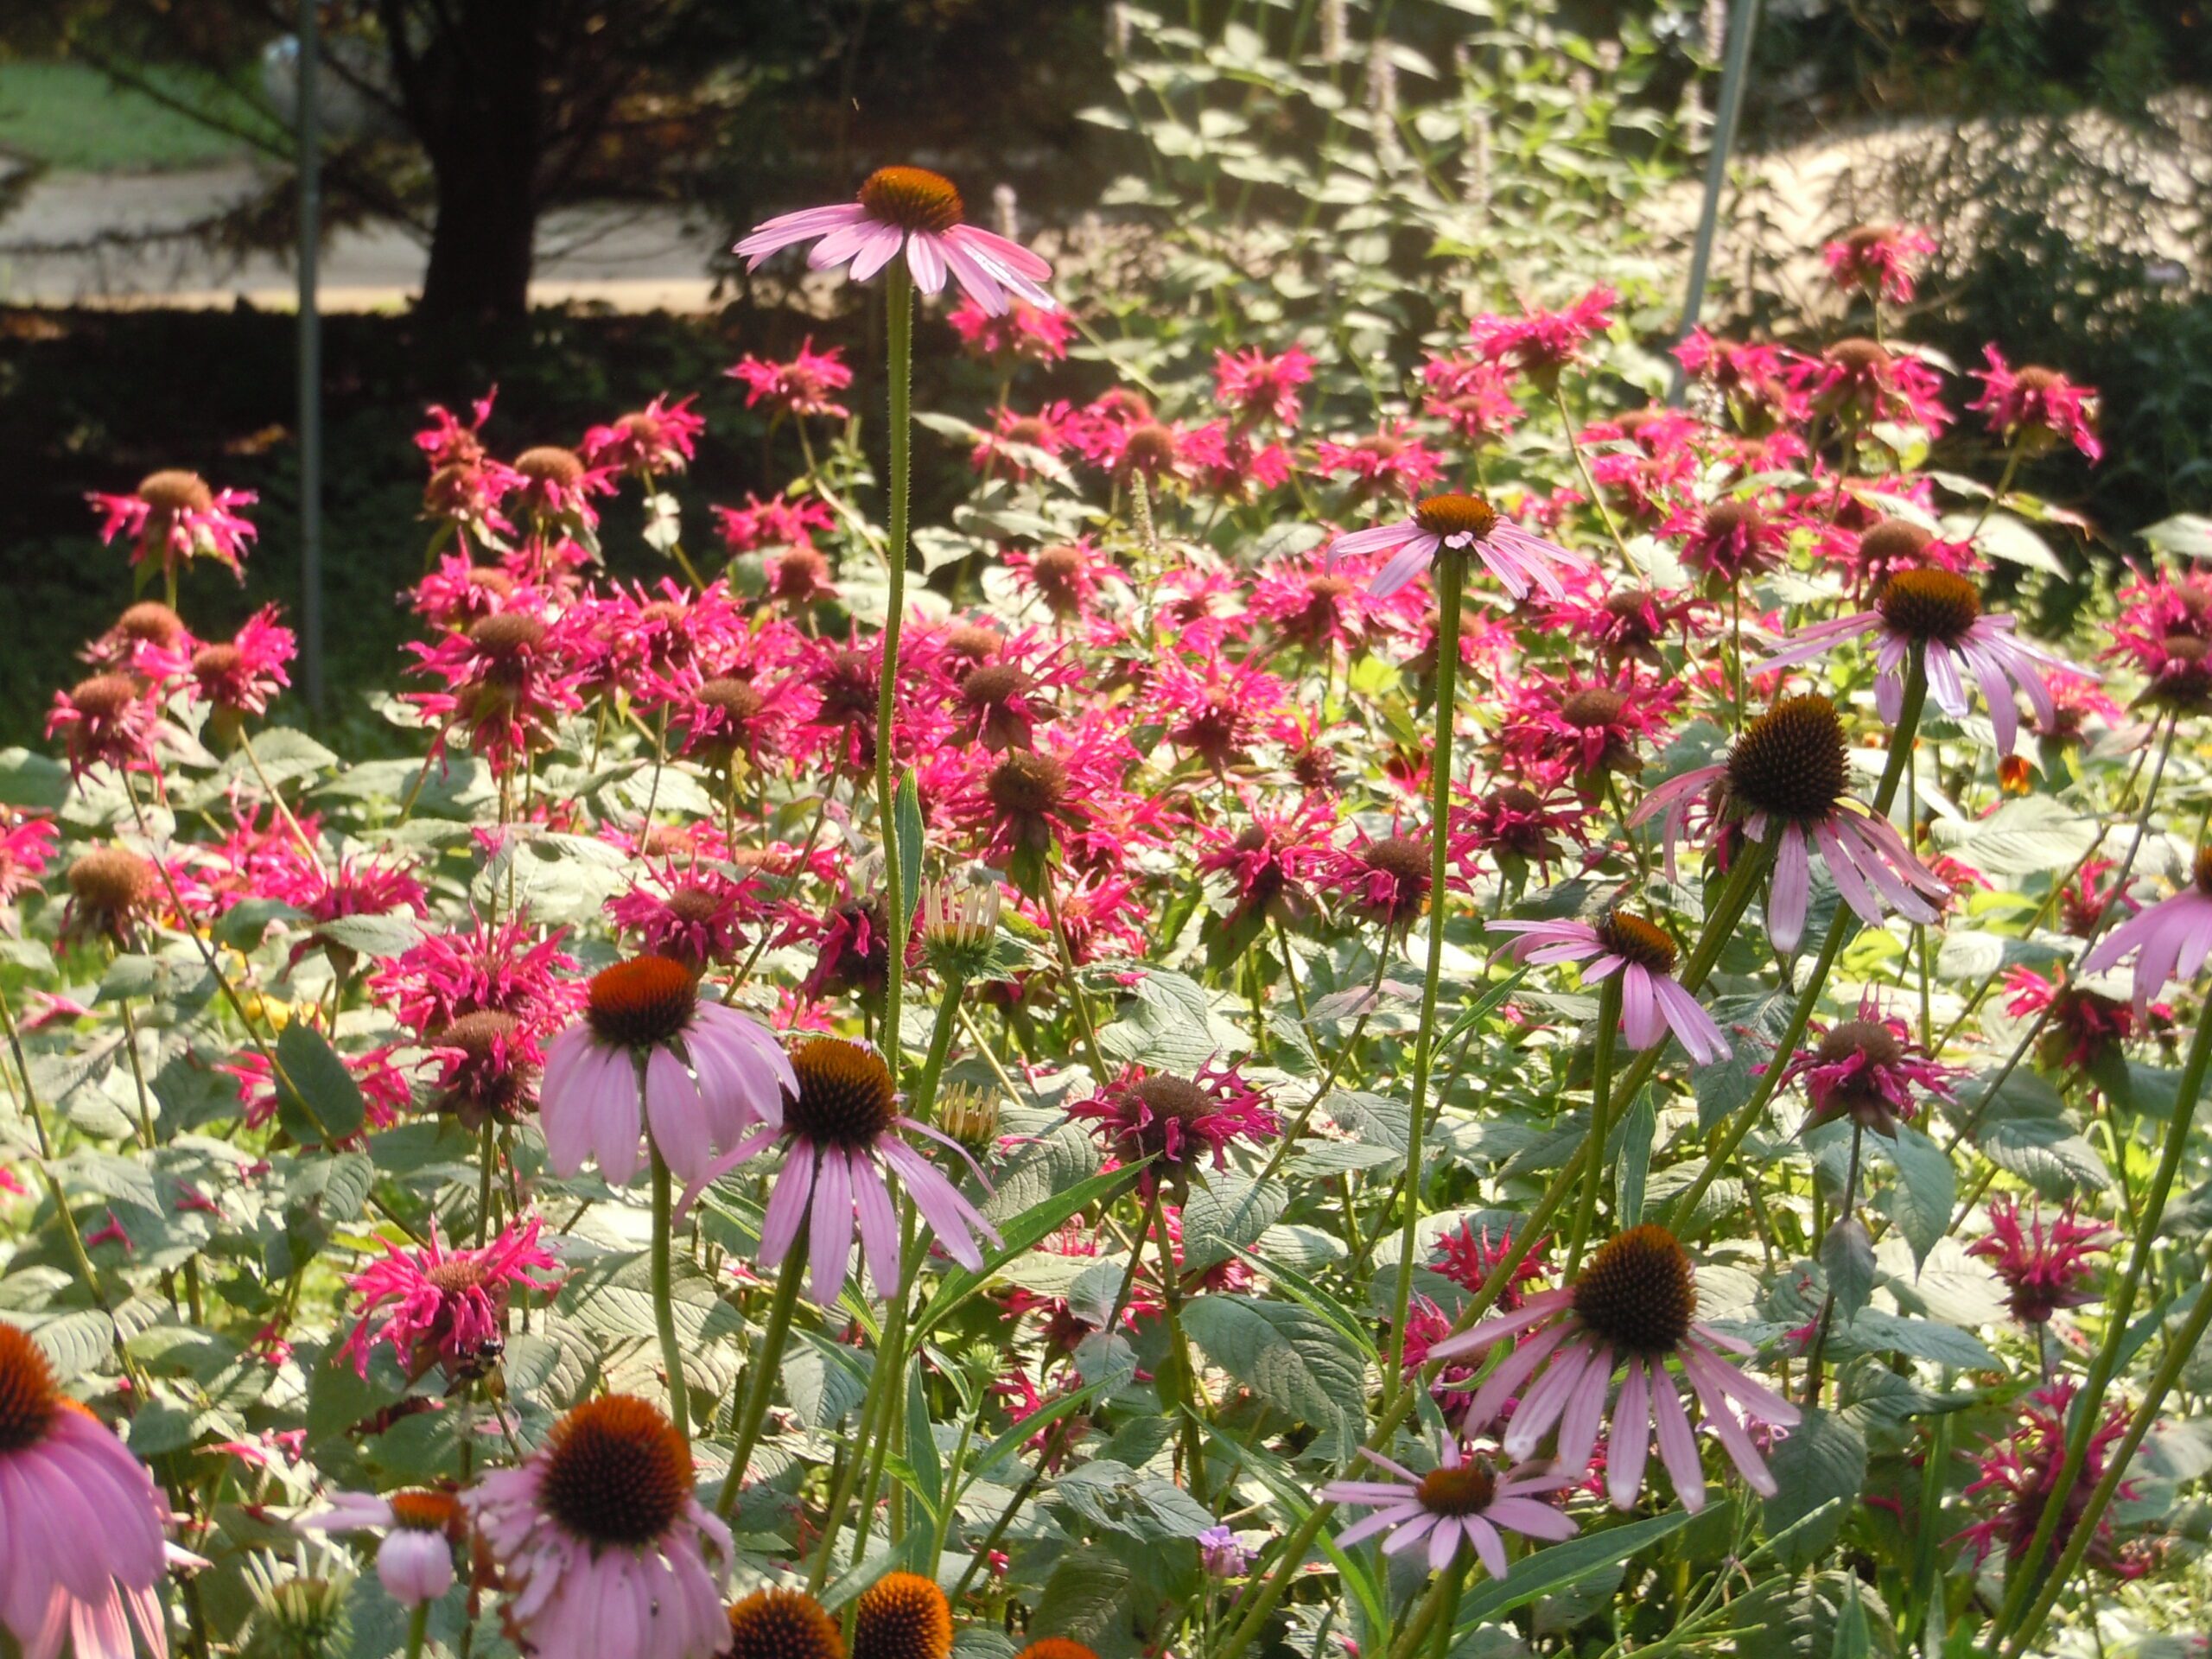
{"left": 297, "top": 0, "right": 326, "bottom": 716}
{"left": 1667, "top": 0, "right": 1760, "bottom": 405}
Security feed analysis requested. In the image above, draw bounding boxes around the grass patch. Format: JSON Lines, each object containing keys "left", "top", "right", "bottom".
{"left": 0, "top": 60, "right": 280, "bottom": 172}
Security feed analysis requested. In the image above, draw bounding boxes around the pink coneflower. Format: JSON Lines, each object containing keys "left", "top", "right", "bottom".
{"left": 1774, "top": 1004, "right": 1958, "bottom": 1137}
{"left": 1467, "top": 287, "right": 1616, "bottom": 388}
{"left": 1632, "top": 695, "right": 1948, "bottom": 953}
{"left": 1752, "top": 569, "right": 2084, "bottom": 758}
{"left": 735, "top": 166, "right": 1055, "bottom": 316}
{"left": 1421, "top": 353, "right": 1522, "bottom": 447}
{"left": 740, "top": 1038, "right": 998, "bottom": 1305}
{"left": 88, "top": 468, "right": 257, "bottom": 583}
{"left": 1969, "top": 347, "right": 2100, "bottom": 461}
{"left": 1489, "top": 907, "right": 1730, "bottom": 1065}
{"left": 1069, "top": 1060, "right": 1279, "bottom": 1194}
{"left": 1214, "top": 345, "right": 1315, "bottom": 428}
{"left": 1431, "top": 1224, "right": 1802, "bottom": 1510}
{"left": 1319, "top": 1439, "right": 1577, "bottom": 1575}
{"left": 727, "top": 339, "right": 854, "bottom": 422}
{"left": 539, "top": 957, "right": 792, "bottom": 1185}
{"left": 1967, "top": 1196, "right": 2113, "bottom": 1325}
{"left": 1330, "top": 492, "right": 1592, "bottom": 602}
{"left": 303, "top": 1489, "right": 461, "bottom": 1608}
{"left": 340, "top": 1216, "right": 562, "bottom": 1381}
{"left": 1193, "top": 795, "right": 1336, "bottom": 931}
{"left": 2080, "top": 846, "right": 2212, "bottom": 1014}
{"left": 0, "top": 1321, "right": 178, "bottom": 1659}
{"left": 947, "top": 295, "right": 1073, "bottom": 362}
{"left": 1821, "top": 224, "right": 1936, "bottom": 302}
{"left": 581, "top": 394, "right": 706, "bottom": 477}
{"left": 1955, "top": 1382, "right": 2143, "bottom": 1580}
{"left": 1313, "top": 421, "right": 1446, "bottom": 502}
{"left": 466, "top": 1395, "right": 733, "bottom": 1659}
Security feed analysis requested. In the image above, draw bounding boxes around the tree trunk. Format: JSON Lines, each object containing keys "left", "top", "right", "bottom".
{"left": 406, "top": 0, "right": 543, "bottom": 322}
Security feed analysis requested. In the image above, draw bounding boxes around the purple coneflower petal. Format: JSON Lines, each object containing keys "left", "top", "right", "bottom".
{"left": 1381, "top": 1511, "right": 1440, "bottom": 1555}
{"left": 591, "top": 1058, "right": 645, "bottom": 1185}
{"left": 1554, "top": 1340, "right": 1613, "bottom": 1475}
{"left": 1770, "top": 825, "right": 1812, "bottom": 953}
{"left": 1652, "top": 976, "right": 1731, "bottom": 1065}
{"left": 734, "top": 203, "right": 868, "bottom": 263}
{"left": 1483, "top": 1497, "right": 1576, "bottom": 1542}
{"left": 805, "top": 219, "right": 883, "bottom": 272}
{"left": 853, "top": 1150, "right": 902, "bottom": 1300}
{"left": 906, "top": 231, "right": 951, "bottom": 296}
{"left": 1682, "top": 1340, "right": 1801, "bottom": 1426}
{"left": 1649, "top": 1363, "right": 1705, "bottom": 1512}
{"left": 1465, "top": 1516, "right": 1510, "bottom": 1580}
{"left": 1618, "top": 966, "right": 1665, "bottom": 1051}
{"left": 644, "top": 1046, "right": 710, "bottom": 1179}
{"left": 1334, "top": 1502, "right": 1427, "bottom": 1547}
{"left": 1608, "top": 1356, "right": 1652, "bottom": 1509}
{"left": 1370, "top": 533, "right": 1445, "bottom": 599}
{"left": 759, "top": 1141, "right": 817, "bottom": 1268}
{"left": 809, "top": 1141, "right": 854, "bottom": 1305}
{"left": 1503, "top": 1337, "right": 1592, "bottom": 1459}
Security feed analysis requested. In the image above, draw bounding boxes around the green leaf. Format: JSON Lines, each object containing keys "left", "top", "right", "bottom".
{"left": 1179, "top": 1294, "right": 1365, "bottom": 1454}
{"left": 914, "top": 1161, "right": 1136, "bottom": 1338}
{"left": 1615, "top": 1091, "right": 1656, "bottom": 1227}
{"left": 894, "top": 772, "right": 925, "bottom": 931}
{"left": 1179, "top": 1171, "right": 1287, "bottom": 1271}
{"left": 274, "top": 1021, "right": 366, "bottom": 1144}
{"left": 1821, "top": 1219, "right": 1875, "bottom": 1327}
{"left": 1452, "top": 1510, "right": 1692, "bottom": 1632}
{"left": 1929, "top": 797, "right": 2096, "bottom": 879}
{"left": 1880, "top": 1127, "right": 1954, "bottom": 1268}
{"left": 315, "top": 911, "right": 425, "bottom": 959}
{"left": 1028, "top": 1555, "right": 1138, "bottom": 1659}
{"left": 1761, "top": 1408, "right": 1866, "bottom": 1567}
{"left": 2143, "top": 513, "right": 2212, "bottom": 561}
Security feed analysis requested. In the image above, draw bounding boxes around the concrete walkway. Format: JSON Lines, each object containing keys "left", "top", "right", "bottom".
{"left": 0, "top": 161, "right": 728, "bottom": 311}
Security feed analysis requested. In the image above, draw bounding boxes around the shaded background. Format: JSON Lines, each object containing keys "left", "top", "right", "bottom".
{"left": 1, "top": 0, "right": 2206, "bottom": 744}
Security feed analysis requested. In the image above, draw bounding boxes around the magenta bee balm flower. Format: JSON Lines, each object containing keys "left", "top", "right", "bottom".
{"left": 340, "top": 1215, "right": 562, "bottom": 1380}
{"left": 1967, "top": 1195, "right": 2113, "bottom": 1326}
{"left": 1320, "top": 1438, "right": 1577, "bottom": 1575}
{"left": 1969, "top": 346, "right": 2101, "bottom": 461}
{"left": 1431, "top": 1224, "right": 1802, "bottom": 1510}
{"left": 735, "top": 166, "right": 1055, "bottom": 316}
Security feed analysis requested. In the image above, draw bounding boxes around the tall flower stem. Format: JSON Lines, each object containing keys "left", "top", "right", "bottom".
{"left": 1796, "top": 1121, "right": 1866, "bottom": 1408}
{"left": 1145, "top": 1180, "right": 1208, "bottom": 1502}
{"left": 403, "top": 1604, "right": 430, "bottom": 1659}
{"left": 1382, "top": 544, "right": 1465, "bottom": 1417}
{"left": 2006, "top": 1187, "right": 2212, "bottom": 1656}
{"left": 715, "top": 1242, "right": 809, "bottom": 1520}
{"left": 1966, "top": 435, "right": 2026, "bottom": 542}
{"left": 1993, "top": 995, "right": 2212, "bottom": 1647}
{"left": 1552, "top": 383, "right": 1642, "bottom": 579}
{"left": 648, "top": 1142, "right": 690, "bottom": 1446}
{"left": 1665, "top": 655, "right": 1929, "bottom": 1230}
{"left": 1562, "top": 972, "right": 1624, "bottom": 1278}
{"left": 875, "top": 259, "right": 918, "bottom": 1082}
{"left": 1215, "top": 835, "right": 1772, "bottom": 1659}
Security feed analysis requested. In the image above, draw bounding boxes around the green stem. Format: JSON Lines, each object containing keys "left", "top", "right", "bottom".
{"left": 1147, "top": 1181, "right": 1207, "bottom": 1503}
{"left": 876, "top": 259, "right": 916, "bottom": 1084}
{"left": 403, "top": 1602, "right": 430, "bottom": 1659}
{"left": 1664, "top": 655, "right": 1928, "bottom": 1230}
{"left": 715, "top": 1241, "right": 809, "bottom": 1520}
{"left": 1382, "top": 544, "right": 1465, "bottom": 1416}
{"left": 1993, "top": 998, "right": 2212, "bottom": 1648}
{"left": 909, "top": 977, "right": 965, "bottom": 1128}
{"left": 1563, "top": 973, "right": 1624, "bottom": 1278}
{"left": 1553, "top": 383, "right": 1642, "bottom": 580}
{"left": 649, "top": 1143, "right": 690, "bottom": 1446}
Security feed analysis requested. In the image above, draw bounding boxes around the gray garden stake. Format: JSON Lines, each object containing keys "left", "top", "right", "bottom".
{"left": 1668, "top": 0, "right": 1761, "bottom": 405}
{"left": 297, "top": 0, "right": 325, "bottom": 715}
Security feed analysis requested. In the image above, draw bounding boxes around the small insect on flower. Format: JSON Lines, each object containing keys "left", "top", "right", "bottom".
{"left": 1430, "top": 1224, "right": 1802, "bottom": 1511}
{"left": 340, "top": 1215, "right": 562, "bottom": 1382}
{"left": 1319, "top": 1437, "right": 1578, "bottom": 1575}
{"left": 735, "top": 165, "right": 1056, "bottom": 316}
{"left": 0, "top": 1320, "right": 183, "bottom": 1659}
{"left": 539, "top": 956, "right": 794, "bottom": 1186}
{"left": 466, "top": 1395, "right": 733, "bottom": 1659}
{"left": 2079, "top": 847, "right": 2212, "bottom": 1015}
{"left": 1329, "top": 491, "right": 1592, "bottom": 602}
{"left": 1489, "top": 906, "right": 1731, "bottom": 1065}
